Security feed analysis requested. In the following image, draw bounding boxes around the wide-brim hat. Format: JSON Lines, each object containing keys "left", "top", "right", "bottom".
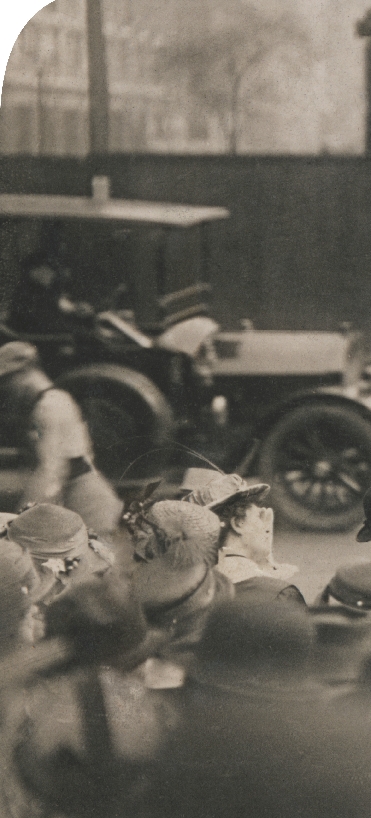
{"left": 187, "top": 472, "right": 270, "bottom": 512}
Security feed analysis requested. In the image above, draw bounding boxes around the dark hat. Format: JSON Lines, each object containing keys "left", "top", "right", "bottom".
{"left": 0, "top": 342, "right": 40, "bottom": 379}
{"left": 356, "top": 488, "right": 371, "bottom": 542}
{"left": 193, "top": 598, "right": 313, "bottom": 687}
{"left": 327, "top": 562, "right": 371, "bottom": 610}
{"left": 186, "top": 473, "right": 270, "bottom": 513}
{"left": 45, "top": 572, "right": 165, "bottom": 669}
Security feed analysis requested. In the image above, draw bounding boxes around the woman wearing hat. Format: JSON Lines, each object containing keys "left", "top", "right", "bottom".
{"left": 128, "top": 500, "right": 234, "bottom": 659}
{"left": 186, "top": 472, "right": 298, "bottom": 584}
{"left": 6, "top": 504, "right": 114, "bottom": 609}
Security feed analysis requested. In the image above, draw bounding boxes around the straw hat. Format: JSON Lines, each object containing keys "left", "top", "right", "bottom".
{"left": 187, "top": 473, "right": 270, "bottom": 513}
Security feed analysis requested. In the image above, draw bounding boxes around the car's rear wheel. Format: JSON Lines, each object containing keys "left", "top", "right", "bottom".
{"left": 258, "top": 402, "right": 371, "bottom": 531}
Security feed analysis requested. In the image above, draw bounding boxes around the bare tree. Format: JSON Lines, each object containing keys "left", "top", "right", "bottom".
{"left": 157, "top": 4, "right": 312, "bottom": 153}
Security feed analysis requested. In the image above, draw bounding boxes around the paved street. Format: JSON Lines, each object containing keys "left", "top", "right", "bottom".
{"left": 274, "top": 520, "right": 371, "bottom": 604}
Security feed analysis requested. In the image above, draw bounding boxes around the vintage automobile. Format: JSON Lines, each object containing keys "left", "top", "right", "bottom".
{"left": 0, "top": 177, "right": 371, "bottom": 532}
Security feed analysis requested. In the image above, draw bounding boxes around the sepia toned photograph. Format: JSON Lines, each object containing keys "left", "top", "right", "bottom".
{"left": 1, "top": 1, "right": 371, "bottom": 815}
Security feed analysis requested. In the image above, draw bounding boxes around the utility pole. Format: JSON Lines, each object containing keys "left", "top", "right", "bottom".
{"left": 86, "top": 0, "right": 109, "bottom": 153}
{"left": 357, "top": 10, "right": 371, "bottom": 154}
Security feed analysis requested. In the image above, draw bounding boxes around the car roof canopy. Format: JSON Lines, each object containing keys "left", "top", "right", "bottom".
{"left": 0, "top": 193, "right": 229, "bottom": 228}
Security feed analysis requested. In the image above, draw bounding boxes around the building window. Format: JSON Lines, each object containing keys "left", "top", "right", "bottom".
{"left": 62, "top": 109, "right": 81, "bottom": 154}
{"left": 39, "top": 106, "right": 57, "bottom": 153}
{"left": 150, "top": 99, "right": 171, "bottom": 140}
{"left": 108, "top": 39, "right": 130, "bottom": 84}
{"left": 65, "top": 30, "right": 83, "bottom": 74}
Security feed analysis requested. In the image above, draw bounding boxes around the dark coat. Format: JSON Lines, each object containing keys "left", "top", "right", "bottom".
{"left": 143, "top": 568, "right": 234, "bottom": 656}
{"left": 148, "top": 676, "right": 371, "bottom": 818}
{"left": 235, "top": 576, "right": 306, "bottom": 606}
{"left": 9, "top": 273, "right": 72, "bottom": 335}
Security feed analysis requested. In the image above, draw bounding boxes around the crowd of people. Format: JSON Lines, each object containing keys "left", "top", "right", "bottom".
{"left": 0, "top": 342, "right": 371, "bottom": 816}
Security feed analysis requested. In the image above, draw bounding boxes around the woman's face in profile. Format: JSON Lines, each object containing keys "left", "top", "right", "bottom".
{"left": 234, "top": 503, "right": 274, "bottom": 564}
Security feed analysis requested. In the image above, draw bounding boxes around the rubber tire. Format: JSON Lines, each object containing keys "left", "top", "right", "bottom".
{"left": 258, "top": 401, "right": 371, "bottom": 532}
{"left": 56, "top": 364, "right": 174, "bottom": 482}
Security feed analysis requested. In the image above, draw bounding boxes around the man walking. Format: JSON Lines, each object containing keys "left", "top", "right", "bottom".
{"left": 0, "top": 341, "right": 123, "bottom": 539}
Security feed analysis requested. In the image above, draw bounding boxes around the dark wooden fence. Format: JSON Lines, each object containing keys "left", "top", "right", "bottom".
{"left": 1, "top": 153, "right": 371, "bottom": 332}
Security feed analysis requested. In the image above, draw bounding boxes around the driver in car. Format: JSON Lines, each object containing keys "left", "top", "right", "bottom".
{"left": 9, "top": 252, "right": 93, "bottom": 335}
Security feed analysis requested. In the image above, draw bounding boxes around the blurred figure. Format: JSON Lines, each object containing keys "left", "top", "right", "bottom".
{"left": 129, "top": 500, "right": 234, "bottom": 660}
{"left": 186, "top": 470, "right": 297, "bottom": 583}
{"left": 0, "top": 546, "right": 38, "bottom": 657}
{"left": 7, "top": 504, "right": 114, "bottom": 609}
{"left": 9, "top": 252, "right": 93, "bottom": 335}
{"left": 317, "top": 561, "right": 371, "bottom": 610}
{"left": 0, "top": 341, "right": 123, "bottom": 538}
{"left": 149, "top": 598, "right": 371, "bottom": 818}
{"left": 314, "top": 562, "right": 371, "bottom": 684}
{"left": 0, "top": 529, "right": 44, "bottom": 645}
{"left": 308, "top": 489, "right": 371, "bottom": 683}
{"left": 0, "top": 544, "right": 65, "bottom": 818}
{"left": 11, "top": 573, "right": 170, "bottom": 818}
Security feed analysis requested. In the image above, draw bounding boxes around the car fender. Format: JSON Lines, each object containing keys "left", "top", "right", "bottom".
{"left": 56, "top": 363, "right": 175, "bottom": 444}
{"left": 253, "top": 386, "right": 371, "bottom": 441}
